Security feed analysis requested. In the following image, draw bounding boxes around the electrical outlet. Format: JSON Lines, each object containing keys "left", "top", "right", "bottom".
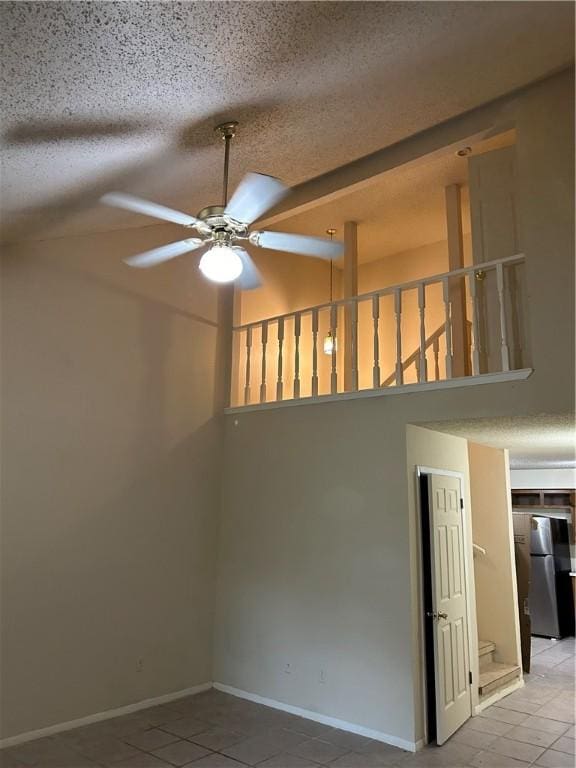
{"left": 284, "top": 662, "right": 292, "bottom": 675}
{"left": 319, "top": 669, "right": 326, "bottom": 684}
{"left": 136, "top": 657, "right": 144, "bottom": 672}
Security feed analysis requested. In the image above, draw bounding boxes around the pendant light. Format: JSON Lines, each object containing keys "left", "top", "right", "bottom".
{"left": 323, "top": 228, "right": 337, "bottom": 356}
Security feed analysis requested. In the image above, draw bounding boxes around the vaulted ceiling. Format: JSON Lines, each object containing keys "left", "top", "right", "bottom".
{"left": 1, "top": 1, "right": 574, "bottom": 242}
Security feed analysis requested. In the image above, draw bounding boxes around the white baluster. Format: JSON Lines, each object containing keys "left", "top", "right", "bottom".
{"left": 372, "top": 295, "right": 381, "bottom": 389}
{"left": 311, "top": 308, "right": 319, "bottom": 397}
{"left": 276, "top": 318, "right": 284, "bottom": 401}
{"left": 330, "top": 304, "right": 338, "bottom": 394}
{"left": 468, "top": 273, "right": 481, "bottom": 376}
{"left": 350, "top": 299, "right": 358, "bottom": 391}
{"left": 442, "top": 277, "right": 453, "bottom": 380}
{"left": 244, "top": 326, "right": 252, "bottom": 405}
{"left": 293, "top": 313, "right": 301, "bottom": 399}
{"left": 433, "top": 337, "right": 440, "bottom": 381}
{"left": 496, "top": 263, "right": 510, "bottom": 371}
{"left": 260, "top": 321, "right": 268, "bottom": 403}
{"left": 394, "top": 289, "right": 403, "bottom": 386}
{"left": 418, "top": 283, "right": 427, "bottom": 382}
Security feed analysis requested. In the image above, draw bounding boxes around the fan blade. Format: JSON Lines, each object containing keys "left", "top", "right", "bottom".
{"left": 254, "top": 231, "right": 344, "bottom": 260}
{"left": 124, "top": 238, "right": 204, "bottom": 268}
{"left": 224, "top": 173, "right": 288, "bottom": 225}
{"left": 101, "top": 192, "right": 199, "bottom": 227}
{"left": 232, "top": 247, "right": 262, "bottom": 290}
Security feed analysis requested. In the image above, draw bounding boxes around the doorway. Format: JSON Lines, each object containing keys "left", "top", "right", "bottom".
{"left": 419, "top": 469, "right": 473, "bottom": 745}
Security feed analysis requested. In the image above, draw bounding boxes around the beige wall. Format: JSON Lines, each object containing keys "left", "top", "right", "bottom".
{"left": 468, "top": 443, "right": 521, "bottom": 667}
{"left": 239, "top": 248, "right": 337, "bottom": 326}
{"left": 0, "top": 224, "right": 224, "bottom": 738}
{"left": 216, "top": 69, "right": 574, "bottom": 747}
{"left": 215, "top": 399, "right": 420, "bottom": 746}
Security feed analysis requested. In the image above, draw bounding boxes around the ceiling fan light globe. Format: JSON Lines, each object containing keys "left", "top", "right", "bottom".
{"left": 199, "top": 245, "right": 243, "bottom": 284}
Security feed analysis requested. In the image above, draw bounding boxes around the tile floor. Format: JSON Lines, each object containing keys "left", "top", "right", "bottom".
{"left": 1, "top": 637, "right": 574, "bottom": 768}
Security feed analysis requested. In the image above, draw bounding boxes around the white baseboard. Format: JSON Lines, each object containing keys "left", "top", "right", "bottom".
{"left": 474, "top": 676, "right": 524, "bottom": 714}
{"left": 213, "top": 682, "right": 419, "bottom": 752}
{"left": 0, "top": 682, "right": 212, "bottom": 749}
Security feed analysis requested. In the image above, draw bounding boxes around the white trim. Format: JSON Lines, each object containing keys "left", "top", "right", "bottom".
{"left": 225, "top": 369, "right": 533, "bottom": 414}
{"left": 213, "top": 682, "right": 420, "bottom": 753}
{"left": 417, "top": 467, "right": 464, "bottom": 479}
{"left": 0, "top": 683, "right": 212, "bottom": 749}
{"left": 474, "top": 677, "right": 524, "bottom": 713}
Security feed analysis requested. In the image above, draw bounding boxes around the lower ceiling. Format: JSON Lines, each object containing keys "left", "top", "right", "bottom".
{"left": 1, "top": 2, "right": 574, "bottom": 243}
{"left": 422, "top": 414, "right": 576, "bottom": 468}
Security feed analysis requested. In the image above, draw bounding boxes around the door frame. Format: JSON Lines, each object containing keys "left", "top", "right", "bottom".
{"left": 416, "top": 466, "right": 478, "bottom": 744}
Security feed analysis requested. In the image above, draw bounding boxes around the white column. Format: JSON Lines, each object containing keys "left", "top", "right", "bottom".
{"left": 418, "top": 283, "right": 427, "bottom": 382}
{"left": 445, "top": 184, "right": 470, "bottom": 376}
{"left": 343, "top": 221, "right": 358, "bottom": 391}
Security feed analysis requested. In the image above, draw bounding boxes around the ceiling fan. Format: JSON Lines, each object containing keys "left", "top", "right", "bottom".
{"left": 101, "top": 121, "right": 344, "bottom": 290}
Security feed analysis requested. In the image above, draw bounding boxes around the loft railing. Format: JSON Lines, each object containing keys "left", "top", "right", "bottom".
{"left": 230, "top": 253, "right": 526, "bottom": 408}
{"left": 380, "top": 320, "right": 472, "bottom": 387}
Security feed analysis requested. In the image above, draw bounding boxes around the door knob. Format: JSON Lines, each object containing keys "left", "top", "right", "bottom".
{"left": 426, "top": 611, "right": 448, "bottom": 620}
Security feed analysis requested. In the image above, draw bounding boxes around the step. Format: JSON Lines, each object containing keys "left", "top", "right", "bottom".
{"left": 479, "top": 639, "right": 496, "bottom": 670}
{"left": 478, "top": 662, "right": 521, "bottom": 698}
{"left": 479, "top": 640, "right": 496, "bottom": 658}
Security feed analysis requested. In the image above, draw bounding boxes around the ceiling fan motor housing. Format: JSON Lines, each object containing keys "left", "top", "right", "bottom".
{"left": 196, "top": 205, "right": 249, "bottom": 241}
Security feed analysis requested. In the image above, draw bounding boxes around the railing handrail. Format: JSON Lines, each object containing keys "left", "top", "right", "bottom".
{"left": 233, "top": 252, "right": 525, "bottom": 331}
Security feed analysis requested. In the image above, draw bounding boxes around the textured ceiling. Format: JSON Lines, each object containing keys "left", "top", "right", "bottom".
{"left": 0, "top": 1, "right": 574, "bottom": 242}
{"left": 422, "top": 414, "right": 576, "bottom": 468}
{"left": 275, "top": 131, "right": 516, "bottom": 264}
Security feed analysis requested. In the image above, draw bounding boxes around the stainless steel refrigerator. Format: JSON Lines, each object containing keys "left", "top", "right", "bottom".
{"left": 529, "top": 516, "right": 574, "bottom": 639}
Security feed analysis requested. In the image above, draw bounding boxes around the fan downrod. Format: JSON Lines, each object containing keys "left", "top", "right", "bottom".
{"left": 198, "top": 123, "right": 241, "bottom": 227}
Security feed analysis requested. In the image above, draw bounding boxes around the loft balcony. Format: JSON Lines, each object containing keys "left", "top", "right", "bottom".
{"left": 227, "top": 253, "right": 531, "bottom": 412}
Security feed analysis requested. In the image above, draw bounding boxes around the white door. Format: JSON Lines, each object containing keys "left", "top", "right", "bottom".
{"left": 428, "top": 474, "right": 472, "bottom": 744}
